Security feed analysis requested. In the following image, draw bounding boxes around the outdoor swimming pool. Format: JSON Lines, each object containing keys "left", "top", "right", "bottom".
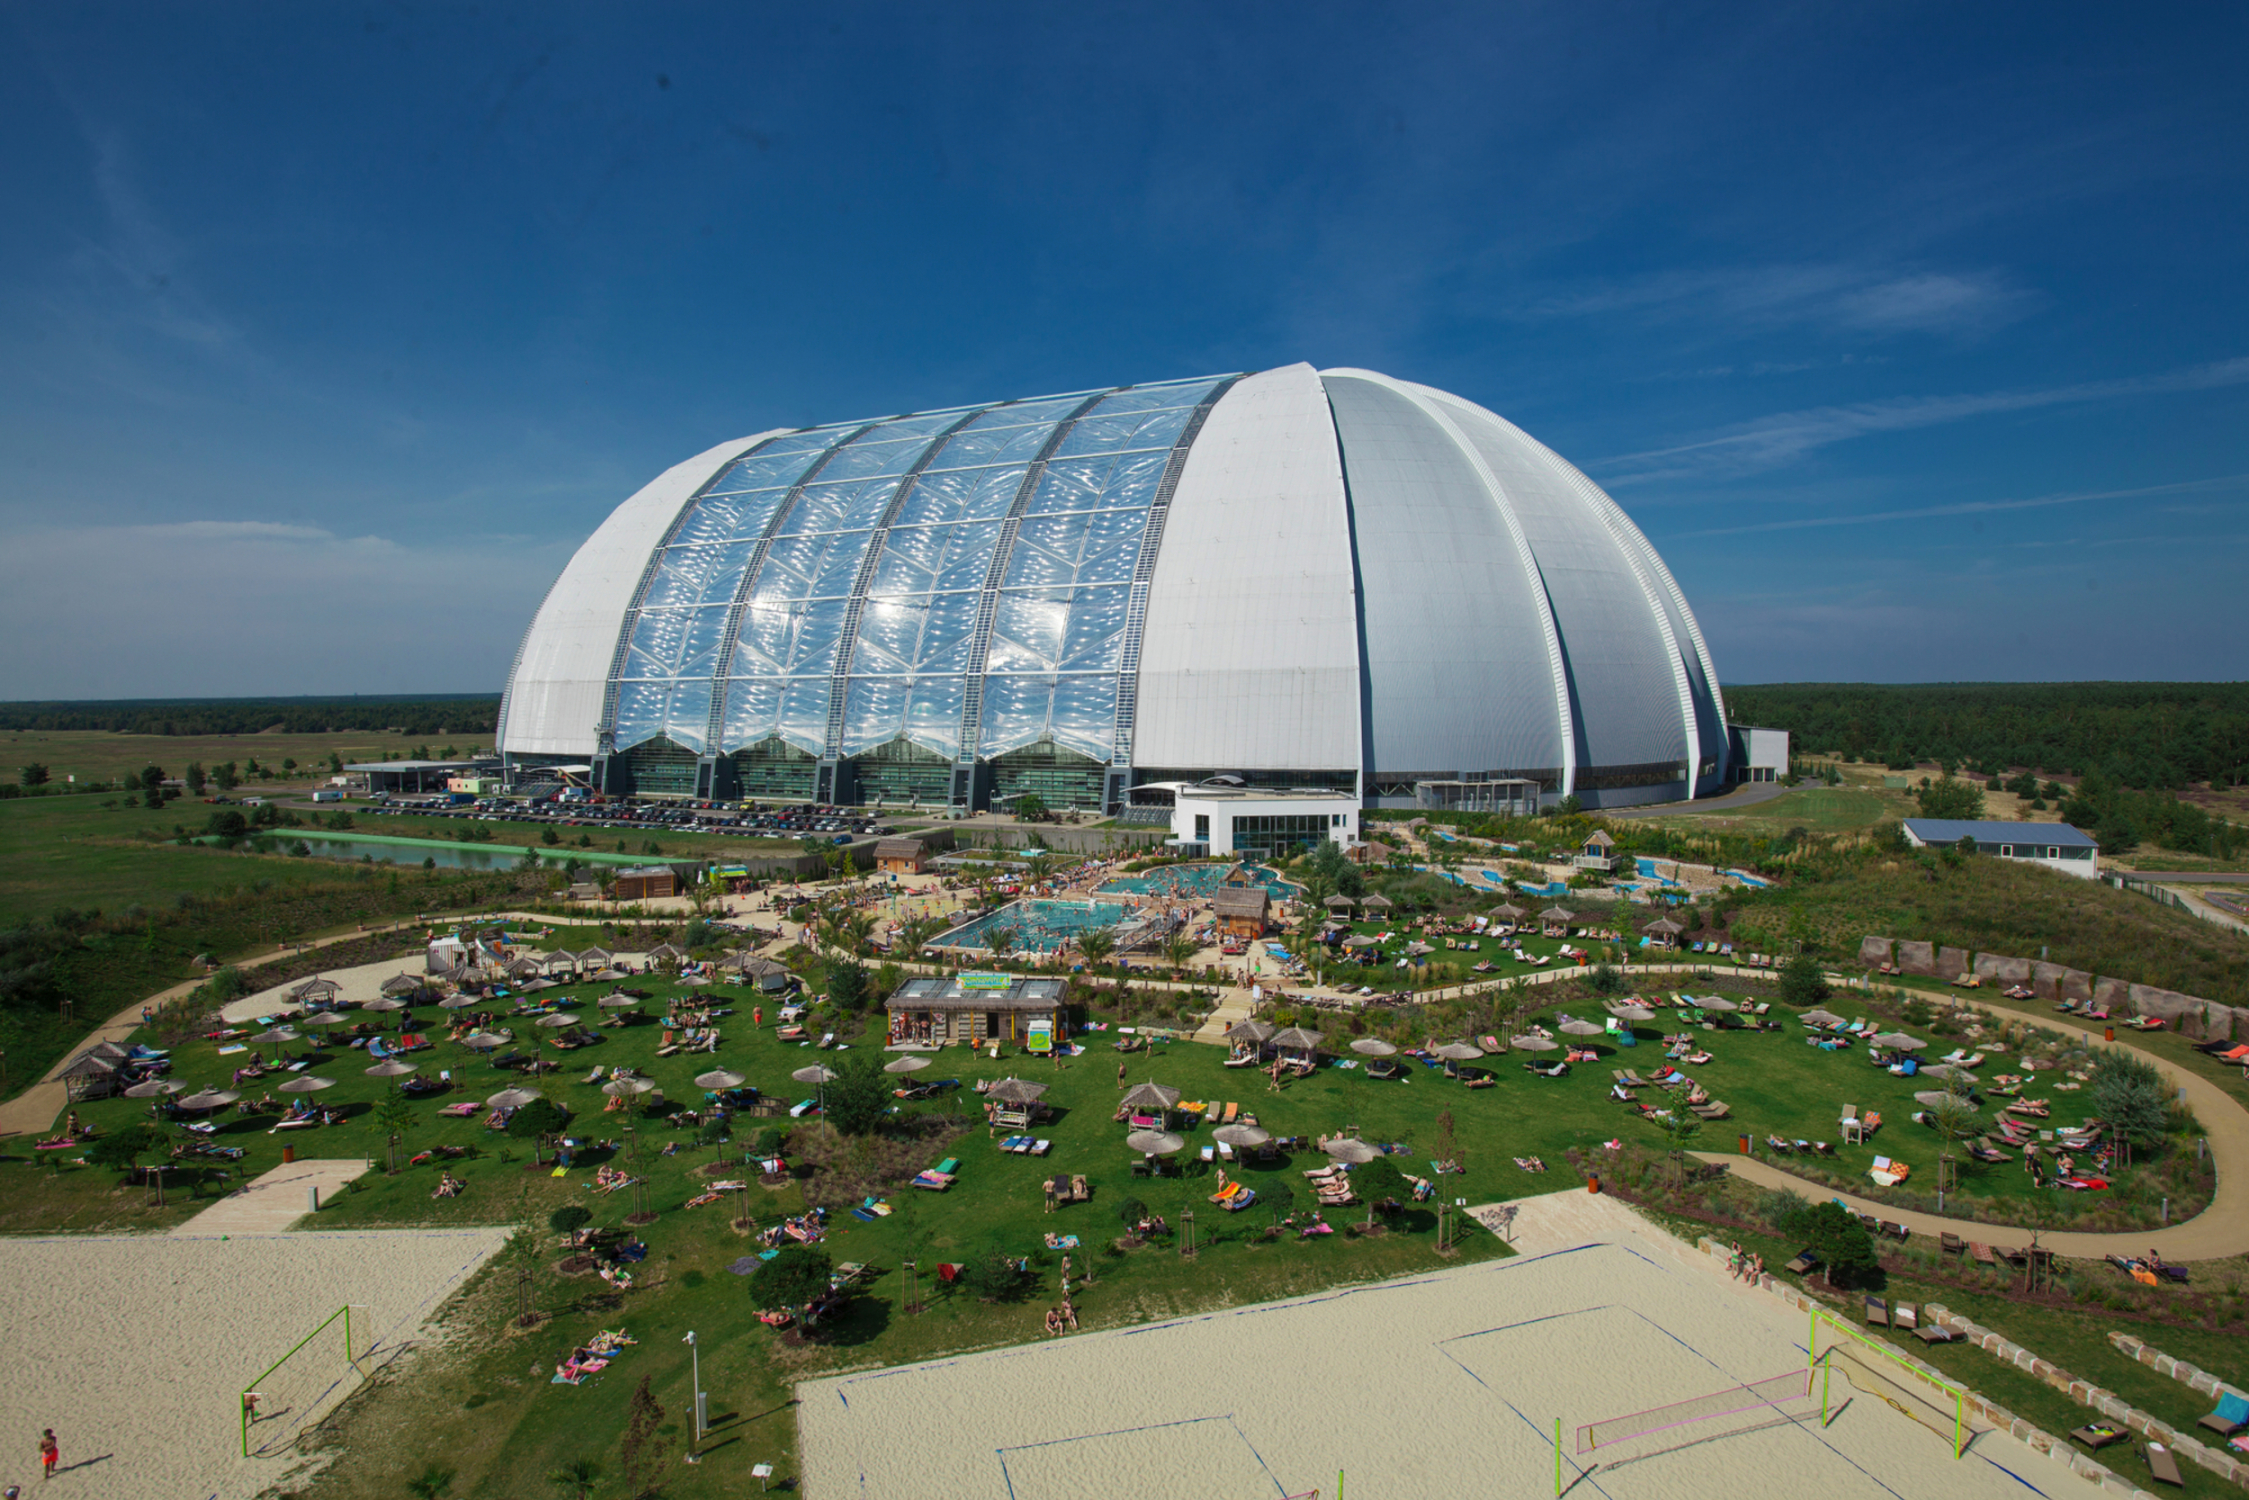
{"left": 1098, "top": 863, "right": 1296, "bottom": 900}
{"left": 934, "top": 898, "right": 1133, "bottom": 953}
{"left": 1633, "top": 857, "right": 1682, "bottom": 886}
{"left": 1477, "top": 870, "right": 1569, "bottom": 895}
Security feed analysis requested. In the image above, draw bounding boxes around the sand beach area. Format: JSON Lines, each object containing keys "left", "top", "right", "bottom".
{"left": 799, "top": 1194, "right": 2092, "bottom": 1499}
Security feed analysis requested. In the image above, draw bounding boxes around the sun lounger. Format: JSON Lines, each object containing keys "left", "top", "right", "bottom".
{"left": 1864, "top": 1296, "right": 1889, "bottom": 1326}
{"left": 1892, "top": 1302, "right": 1917, "bottom": 1329}
{"left": 911, "top": 1169, "right": 955, "bottom": 1191}
{"left": 1690, "top": 1101, "right": 1730, "bottom": 1120}
{"left": 2198, "top": 1390, "right": 2249, "bottom": 1438}
{"left": 1784, "top": 1248, "right": 1817, "bottom": 1275}
{"left": 1941, "top": 1232, "right": 1965, "bottom": 1255}
{"left": 1914, "top": 1324, "right": 1961, "bottom": 1345}
{"left": 2146, "top": 1442, "right": 2184, "bottom": 1487}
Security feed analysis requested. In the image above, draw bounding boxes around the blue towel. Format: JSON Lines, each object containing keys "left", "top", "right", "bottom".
{"left": 851, "top": 1207, "right": 877, "bottom": 1222}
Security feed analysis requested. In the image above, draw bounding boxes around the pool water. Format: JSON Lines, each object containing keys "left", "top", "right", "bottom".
{"left": 1098, "top": 863, "right": 1295, "bottom": 900}
{"left": 1633, "top": 857, "right": 1682, "bottom": 886}
{"left": 935, "top": 898, "right": 1133, "bottom": 953}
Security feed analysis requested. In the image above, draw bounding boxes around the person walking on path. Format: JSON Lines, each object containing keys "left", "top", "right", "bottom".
{"left": 38, "top": 1430, "right": 57, "bottom": 1480}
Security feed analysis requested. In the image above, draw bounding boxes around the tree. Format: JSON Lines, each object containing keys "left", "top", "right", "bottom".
{"left": 1117, "top": 1196, "right": 1149, "bottom": 1236}
{"left": 542, "top": 825, "right": 560, "bottom": 846}
{"left": 185, "top": 762, "right": 207, "bottom": 793}
{"left": 1261, "top": 1178, "right": 1296, "bottom": 1228}
{"left": 826, "top": 957, "right": 872, "bottom": 1013}
{"left": 1354, "top": 1156, "right": 1408, "bottom": 1226}
{"left": 547, "top": 1458, "right": 603, "bottom": 1500}
{"left": 86, "top": 1122, "right": 166, "bottom": 1176}
{"left": 986, "top": 924, "right": 1019, "bottom": 958}
{"left": 20, "top": 763, "right": 48, "bottom": 787}
{"left": 1914, "top": 776, "right": 1986, "bottom": 821}
{"left": 897, "top": 914, "right": 943, "bottom": 958}
{"left": 1778, "top": 1200, "right": 1879, "bottom": 1288}
{"left": 1077, "top": 927, "right": 1117, "bottom": 969}
{"left": 1777, "top": 952, "right": 1829, "bottom": 1007}
{"left": 1161, "top": 932, "right": 1199, "bottom": 972}
{"left": 214, "top": 761, "right": 240, "bottom": 791}
{"left": 139, "top": 763, "right": 166, "bottom": 791}
{"left": 373, "top": 1089, "right": 417, "bottom": 1174}
{"left": 508, "top": 1098, "right": 570, "bottom": 1163}
{"left": 1659, "top": 1111, "right": 1702, "bottom": 1188}
{"left": 2091, "top": 1048, "right": 2169, "bottom": 1168}
{"left": 822, "top": 1050, "right": 890, "bottom": 1137}
{"left": 1928, "top": 1087, "right": 1980, "bottom": 1194}
{"left": 406, "top": 1464, "right": 456, "bottom": 1499}
{"left": 749, "top": 1243, "right": 834, "bottom": 1311}
{"left": 1013, "top": 793, "right": 1048, "bottom": 823}
{"left": 1587, "top": 962, "right": 1624, "bottom": 996}
{"left": 960, "top": 1244, "right": 1030, "bottom": 1301}
{"left": 549, "top": 1204, "right": 592, "bottom": 1239}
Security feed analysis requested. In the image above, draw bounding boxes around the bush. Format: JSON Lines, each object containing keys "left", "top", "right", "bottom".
{"left": 750, "top": 1243, "right": 832, "bottom": 1312}
{"left": 507, "top": 1099, "right": 570, "bottom": 1139}
{"left": 821, "top": 1050, "right": 890, "bottom": 1137}
{"left": 960, "top": 1246, "right": 1031, "bottom": 1301}
{"left": 1777, "top": 953, "right": 1830, "bottom": 1007}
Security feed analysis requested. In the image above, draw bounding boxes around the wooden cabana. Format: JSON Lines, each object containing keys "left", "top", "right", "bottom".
{"left": 1268, "top": 1025, "right": 1325, "bottom": 1067}
{"left": 1359, "top": 893, "right": 1395, "bottom": 914}
{"left": 1490, "top": 901, "right": 1527, "bottom": 929}
{"left": 1641, "top": 916, "right": 1686, "bottom": 950}
{"left": 59, "top": 1043, "right": 126, "bottom": 1102}
{"left": 1212, "top": 886, "right": 1272, "bottom": 938}
{"left": 543, "top": 949, "right": 581, "bottom": 974}
{"left": 1540, "top": 905, "right": 1576, "bottom": 937}
{"left": 1322, "top": 893, "right": 1357, "bottom": 912}
{"left": 288, "top": 978, "right": 341, "bottom": 1007}
{"left": 733, "top": 954, "right": 794, "bottom": 993}
{"left": 380, "top": 973, "right": 427, "bottom": 998}
{"left": 645, "top": 943, "right": 687, "bottom": 968}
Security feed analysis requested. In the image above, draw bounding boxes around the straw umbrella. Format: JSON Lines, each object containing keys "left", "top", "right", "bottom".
{"left": 1914, "top": 1090, "right": 1962, "bottom": 1110}
{"left": 298, "top": 1011, "right": 353, "bottom": 1028}
{"left": 1695, "top": 996, "right": 1739, "bottom": 1013}
{"left": 1511, "top": 1034, "right": 1559, "bottom": 1051}
{"left": 278, "top": 1076, "right": 337, "bottom": 1093}
{"left": 460, "top": 1033, "right": 507, "bottom": 1052}
{"left": 178, "top": 1088, "right": 240, "bottom": 1111}
{"left": 1608, "top": 1005, "right": 1656, "bottom": 1023}
{"left": 1213, "top": 1123, "right": 1271, "bottom": 1149}
{"left": 365, "top": 1058, "right": 418, "bottom": 1078}
{"left": 883, "top": 1056, "right": 931, "bottom": 1075}
{"left": 1349, "top": 1038, "right": 1398, "bottom": 1057}
{"left": 250, "top": 1027, "right": 301, "bottom": 1047}
{"left": 792, "top": 1063, "right": 839, "bottom": 1120}
{"left": 1558, "top": 1019, "right": 1605, "bottom": 1037}
{"left": 362, "top": 997, "right": 406, "bottom": 1013}
{"left": 123, "top": 1079, "right": 183, "bottom": 1098}
{"left": 535, "top": 1013, "right": 582, "bottom": 1030}
{"left": 1802, "top": 1009, "right": 1846, "bottom": 1028}
{"left": 597, "top": 993, "right": 640, "bottom": 1010}
{"left": 1871, "top": 1032, "right": 1926, "bottom": 1051}
{"left": 1431, "top": 1042, "right": 1484, "bottom": 1061}
{"left": 694, "top": 1069, "right": 747, "bottom": 1091}
{"left": 1228, "top": 1019, "right": 1277, "bottom": 1045}
{"left": 603, "top": 1077, "right": 655, "bottom": 1097}
{"left": 487, "top": 1087, "right": 540, "bottom": 1108}
{"left": 1119, "top": 1081, "right": 1181, "bottom": 1114}
{"left": 1323, "top": 1137, "right": 1379, "bottom": 1163}
{"left": 1125, "top": 1129, "right": 1185, "bottom": 1156}
{"left": 439, "top": 994, "right": 480, "bottom": 1010}
{"left": 987, "top": 1079, "right": 1049, "bottom": 1107}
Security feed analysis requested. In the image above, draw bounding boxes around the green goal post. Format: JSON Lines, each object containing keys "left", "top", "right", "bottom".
{"left": 1808, "top": 1305, "right": 1970, "bottom": 1457}
{"left": 240, "top": 1305, "right": 353, "bottom": 1458}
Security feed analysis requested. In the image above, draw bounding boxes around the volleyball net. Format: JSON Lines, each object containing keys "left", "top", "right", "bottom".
{"left": 241, "top": 1305, "right": 357, "bottom": 1458}
{"left": 1575, "top": 1367, "right": 1814, "bottom": 1456}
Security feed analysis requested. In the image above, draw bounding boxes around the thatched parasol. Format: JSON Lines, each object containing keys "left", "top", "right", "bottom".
{"left": 250, "top": 1028, "right": 301, "bottom": 1047}
{"left": 1213, "top": 1123, "right": 1272, "bottom": 1148}
{"left": 1558, "top": 1018, "right": 1605, "bottom": 1036}
{"left": 439, "top": 994, "right": 480, "bottom": 1010}
{"left": 278, "top": 1075, "right": 338, "bottom": 1093}
{"left": 1323, "top": 894, "right": 1357, "bottom": 910}
{"left": 1359, "top": 894, "right": 1394, "bottom": 911}
{"left": 362, "top": 998, "right": 406, "bottom": 1013}
{"left": 694, "top": 1069, "right": 747, "bottom": 1091}
{"left": 1695, "top": 996, "right": 1739, "bottom": 1012}
{"left": 534, "top": 1013, "right": 582, "bottom": 1029}
{"left": 484, "top": 1087, "right": 540, "bottom": 1108}
{"left": 1431, "top": 1041, "right": 1484, "bottom": 1061}
{"left": 365, "top": 1059, "right": 418, "bottom": 1077}
{"left": 792, "top": 1064, "right": 839, "bottom": 1086}
{"left": 987, "top": 1078, "right": 1049, "bottom": 1105}
{"left": 883, "top": 1056, "right": 931, "bottom": 1074}
{"left": 381, "top": 974, "right": 425, "bottom": 997}
{"left": 124, "top": 1079, "right": 183, "bottom": 1098}
{"left": 1323, "top": 1137, "right": 1379, "bottom": 1163}
{"left": 1119, "top": 1081, "right": 1181, "bottom": 1112}
{"left": 603, "top": 1077, "right": 655, "bottom": 1097}
{"left": 1511, "top": 1034, "right": 1559, "bottom": 1051}
{"left": 1125, "top": 1129, "right": 1185, "bottom": 1156}
{"left": 1404, "top": 941, "right": 1435, "bottom": 957}
{"left": 597, "top": 993, "right": 640, "bottom": 1009}
{"left": 1802, "top": 1009, "right": 1846, "bottom": 1027}
{"left": 298, "top": 1011, "right": 353, "bottom": 1027}
{"left": 460, "top": 1033, "right": 507, "bottom": 1051}
{"left": 1269, "top": 1026, "right": 1325, "bottom": 1052}
{"left": 1607, "top": 1005, "right": 1656, "bottom": 1022}
{"left": 1349, "top": 1038, "right": 1398, "bottom": 1057}
{"left": 1491, "top": 902, "right": 1527, "bottom": 923}
{"left": 179, "top": 1088, "right": 241, "bottom": 1111}
{"left": 1871, "top": 1032, "right": 1926, "bottom": 1051}
{"left": 1914, "top": 1090, "right": 1970, "bottom": 1110}
{"left": 1343, "top": 935, "right": 1379, "bottom": 950}
{"left": 1228, "top": 1019, "right": 1277, "bottom": 1044}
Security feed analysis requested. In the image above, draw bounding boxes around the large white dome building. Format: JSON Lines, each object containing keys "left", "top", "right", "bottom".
{"left": 498, "top": 363, "right": 1733, "bottom": 815}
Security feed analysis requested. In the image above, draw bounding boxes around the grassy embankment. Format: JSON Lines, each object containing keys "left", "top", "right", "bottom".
{"left": 2, "top": 727, "right": 434, "bottom": 787}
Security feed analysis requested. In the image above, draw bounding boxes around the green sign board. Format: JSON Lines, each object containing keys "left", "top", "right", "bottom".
{"left": 959, "top": 973, "right": 1013, "bottom": 991}
{"left": 1027, "top": 1018, "right": 1054, "bottom": 1053}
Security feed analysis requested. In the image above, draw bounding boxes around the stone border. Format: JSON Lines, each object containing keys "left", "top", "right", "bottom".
{"left": 2107, "top": 1330, "right": 2247, "bottom": 1406}
{"left": 1687, "top": 1236, "right": 2158, "bottom": 1498}
{"left": 1856, "top": 935, "right": 2249, "bottom": 1039}
{"left": 1923, "top": 1305, "right": 2249, "bottom": 1487}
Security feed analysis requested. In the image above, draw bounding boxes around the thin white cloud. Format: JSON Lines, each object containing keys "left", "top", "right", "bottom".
{"left": 1665, "top": 473, "right": 2249, "bottom": 539}
{"left": 1598, "top": 357, "right": 2249, "bottom": 483}
{"left": 1513, "top": 263, "right": 2034, "bottom": 339}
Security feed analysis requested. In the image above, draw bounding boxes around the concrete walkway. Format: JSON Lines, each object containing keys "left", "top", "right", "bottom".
{"left": 170, "top": 1158, "right": 370, "bottom": 1237}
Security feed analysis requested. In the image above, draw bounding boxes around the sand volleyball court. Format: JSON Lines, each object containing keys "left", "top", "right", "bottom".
{"left": 799, "top": 1209, "right": 2088, "bottom": 1500}
{"left": 0, "top": 1226, "right": 508, "bottom": 1499}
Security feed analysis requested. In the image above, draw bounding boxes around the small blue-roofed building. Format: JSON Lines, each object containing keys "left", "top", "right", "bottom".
{"left": 1901, "top": 819, "right": 2099, "bottom": 880}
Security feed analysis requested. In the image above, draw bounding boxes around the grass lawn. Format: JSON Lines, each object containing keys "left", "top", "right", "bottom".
{"left": 2, "top": 728, "right": 435, "bottom": 787}
{"left": 11, "top": 958, "right": 2223, "bottom": 1493}
{"left": 1646, "top": 786, "right": 1903, "bottom": 833}
{"left": 0, "top": 793, "right": 358, "bottom": 924}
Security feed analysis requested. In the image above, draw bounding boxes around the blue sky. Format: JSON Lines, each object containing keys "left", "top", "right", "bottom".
{"left": 2, "top": 2, "right": 2244, "bottom": 698}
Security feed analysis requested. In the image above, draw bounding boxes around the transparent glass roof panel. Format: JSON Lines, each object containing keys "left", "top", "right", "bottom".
{"left": 718, "top": 675, "right": 783, "bottom": 749}
{"left": 894, "top": 466, "right": 1026, "bottom": 527}
{"left": 922, "top": 422, "right": 1059, "bottom": 472}
{"left": 1055, "top": 585, "right": 1129, "bottom": 671}
{"left": 874, "top": 519, "right": 1002, "bottom": 592}
{"left": 987, "top": 589, "right": 1071, "bottom": 672}
{"left": 851, "top": 588, "right": 978, "bottom": 675}
{"left": 779, "top": 478, "right": 898, "bottom": 537}
{"left": 668, "top": 491, "right": 790, "bottom": 549}
{"left": 817, "top": 434, "right": 935, "bottom": 483}
{"left": 773, "top": 676, "right": 833, "bottom": 755}
{"left": 1050, "top": 672, "right": 1122, "bottom": 761}
{"left": 903, "top": 676, "right": 967, "bottom": 759}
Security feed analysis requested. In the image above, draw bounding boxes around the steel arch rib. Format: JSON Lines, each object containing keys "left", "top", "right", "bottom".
{"left": 695, "top": 423, "right": 884, "bottom": 759}
{"left": 1344, "top": 373, "right": 1579, "bottom": 797}
{"left": 816, "top": 402, "right": 1010, "bottom": 761}
{"left": 592, "top": 432, "right": 795, "bottom": 755}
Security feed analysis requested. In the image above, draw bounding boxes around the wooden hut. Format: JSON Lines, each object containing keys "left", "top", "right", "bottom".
{"left": 1641, "top": 916, "right": 1686, "bottom": 950}
{"left": 1212, "top": 885, "right": 1272, "bottom": 938}
{"left": 1490, "top": 901, "right": 1528, "bottom": 930}
{"left": 1574, "top": 830, "right": 1618, "bottom": 872}
{"left": 543, "top": 949, "right": 581, "bottom": 974}
{"left": 1359, "top": 893, "right": 1395, "bottom": 914}
{"left": 59, "top": 1043, "right": 126, "bottom": 1102}
{"left": 1322, "top": 894, "right": 1357, "bottom": 913}
{"left": 1540, "top": 905, "right": 1576, "bottom": 937}
{"left": 645, "top": 943, "right": 687, "bottom": 968}
{"left": 288, "top": 977, "right": 341, "bottom": 1007}
{"left": 873, "top": 837, "right": 931, "bottom": 874}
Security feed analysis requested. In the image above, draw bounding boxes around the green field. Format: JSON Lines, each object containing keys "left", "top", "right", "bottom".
{"left": 4, "top": 728, "right": 440, "bottom": 788}
{"left": 0, "top": 792, "right": 366, "bottom": 924}
{"left": 1647, "top": 785, "right": 1902, "bottom": 832}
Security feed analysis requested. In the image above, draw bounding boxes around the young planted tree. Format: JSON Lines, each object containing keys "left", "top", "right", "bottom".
{"left": 372, "top": 1088, "right": 417, "bottom": 1174}
{"left": 1778, "top": 953, "right": 1830, "bottom": 1007}
{"left": 2091, "top": 1049, "right": 2171, "bottom": 1169}
{"left": 1162, "top": 933, "right": 1199, "bottom": 973}
{"left": 822, "top": 1050, "right": 891, "bottom": 1137}
{"left": 1780, "top": 1200, "right": 1879, "bottom": 1288}
{"left": 750, "top": 1243, "right": 834, "bottom": 1313}
{"left": 1659, "top": 1111, "right": 1703, "bottom": 1189}
{"left": 1077, "top": 926, "right": 1117, "bottom": 970}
